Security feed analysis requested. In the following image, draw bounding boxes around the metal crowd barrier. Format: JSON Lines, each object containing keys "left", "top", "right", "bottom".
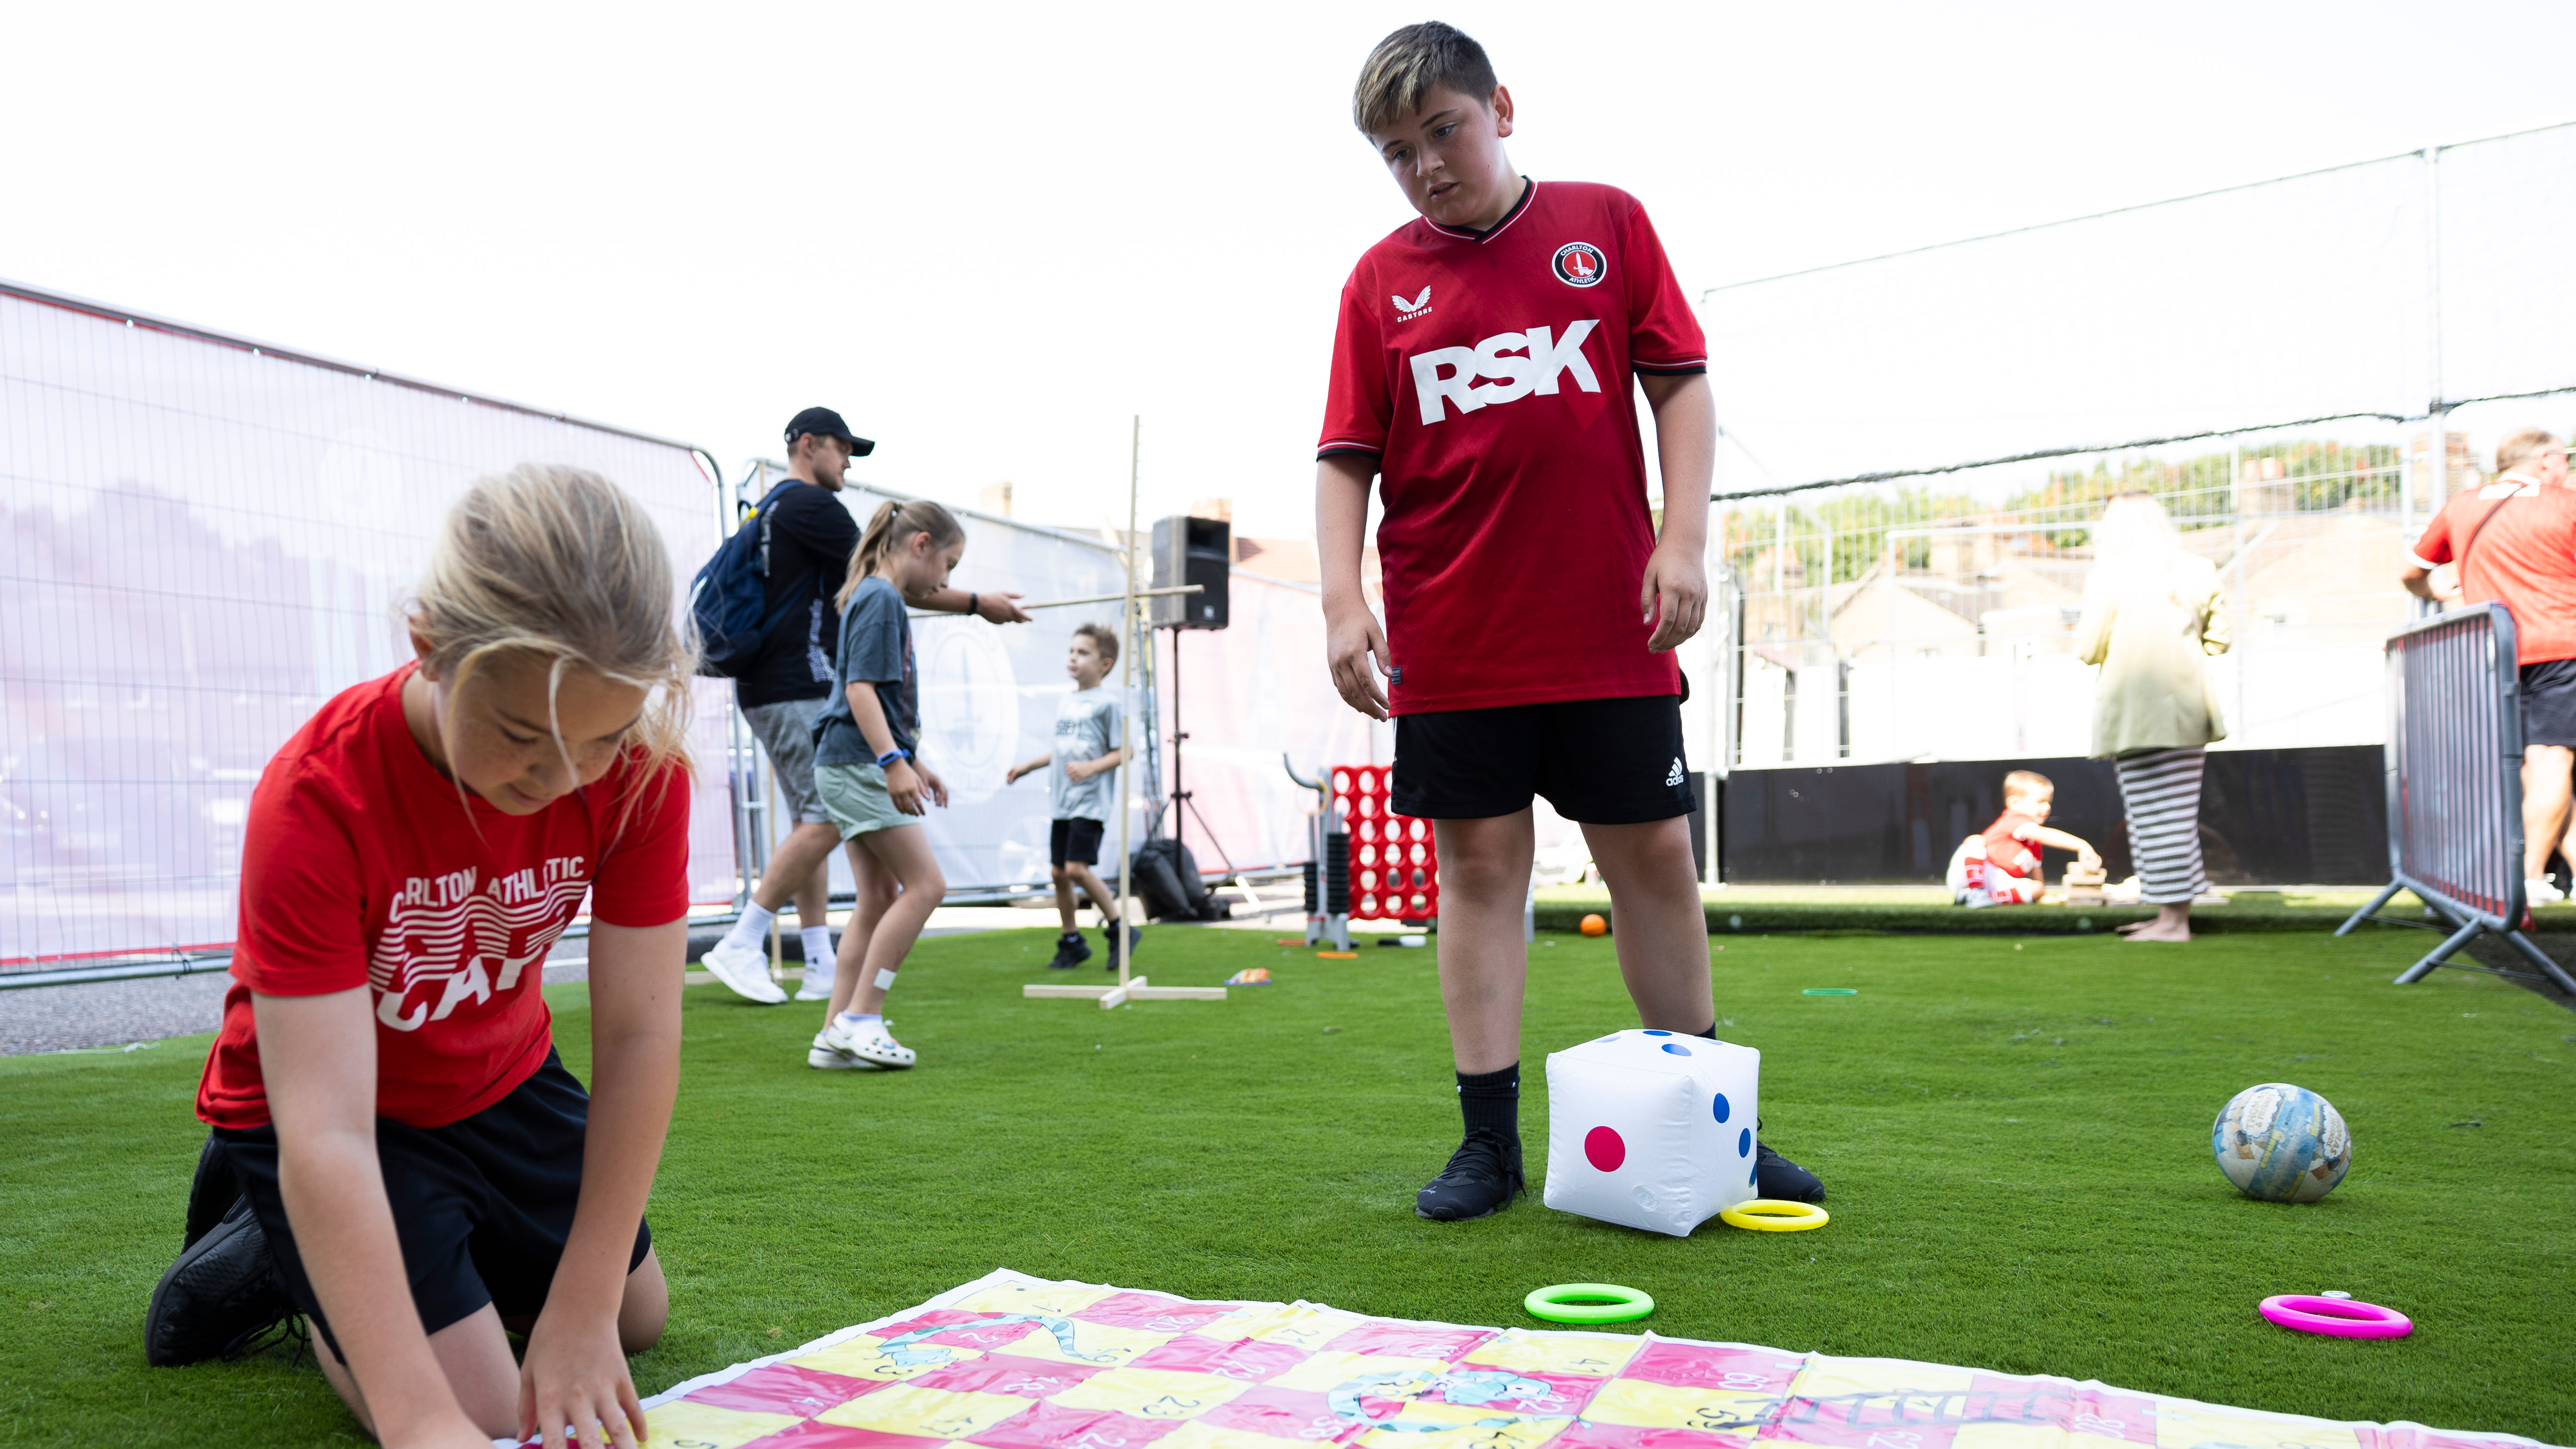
{"left": 2336, "top": 603, "right": 2576, "bottom": 992}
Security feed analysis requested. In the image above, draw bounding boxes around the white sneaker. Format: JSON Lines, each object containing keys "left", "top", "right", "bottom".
{"left": 699, "top": 939, "right": 788, "bottom": 1004}
{"left": 823, "top": 1013, "right": 916, "bottom": 1068}
{"left": 807, "top": 1029, "right": 865, "bottom": 1070}
{"left": 2530, "top": 876, "right": 2567, "bottom": 905}
{"left": 793, "top": 970, "right": 836, "bottom": 1002}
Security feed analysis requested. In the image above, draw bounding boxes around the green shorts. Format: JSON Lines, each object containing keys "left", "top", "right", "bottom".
{"left": 815, "top": 761, "right": 916, "bottom": 839}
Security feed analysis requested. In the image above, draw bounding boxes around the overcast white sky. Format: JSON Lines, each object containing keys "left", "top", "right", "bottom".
{"left": 6, "top": 1, "right": 2573, "bottom": 540}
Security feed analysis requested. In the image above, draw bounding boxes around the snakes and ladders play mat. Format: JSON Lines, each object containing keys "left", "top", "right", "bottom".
{"left": 608, "top": 1269, "right": 2552, "bottom": 1449}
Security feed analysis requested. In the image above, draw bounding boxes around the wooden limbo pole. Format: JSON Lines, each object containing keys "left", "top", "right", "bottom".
{"left": 1024, "top": 414, "right": 1225, "bottom": 1008}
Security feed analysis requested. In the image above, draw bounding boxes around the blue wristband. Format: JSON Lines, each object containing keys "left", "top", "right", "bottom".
{"left": 875, "top": 747, "right": 910, "bottom": 768}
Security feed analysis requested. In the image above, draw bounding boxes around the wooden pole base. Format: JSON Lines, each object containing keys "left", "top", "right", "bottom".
{"left": 1021, "top": 976, "right": 1229, "bottom": 1008}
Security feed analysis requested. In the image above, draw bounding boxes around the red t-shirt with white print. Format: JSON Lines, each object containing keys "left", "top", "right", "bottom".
{"left": 195, "top": 664, "right": 691, "bottom": 1131}
{"left": 1316, "top": 179, "right": 1708, "bottom": 714}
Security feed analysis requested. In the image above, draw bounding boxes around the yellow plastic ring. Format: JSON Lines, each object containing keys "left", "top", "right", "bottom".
{"left": 1719, "top": 1199, "right": 1830, "bottom": 1232}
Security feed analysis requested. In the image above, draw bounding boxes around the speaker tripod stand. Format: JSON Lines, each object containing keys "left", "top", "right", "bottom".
{"left": 1152, "top": 632, "right": 1263, "bottom": 918}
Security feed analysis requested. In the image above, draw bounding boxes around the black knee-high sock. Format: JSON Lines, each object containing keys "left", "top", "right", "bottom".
{"left": 1456, "top": 1064, "right": 1519, "bottom": 1139}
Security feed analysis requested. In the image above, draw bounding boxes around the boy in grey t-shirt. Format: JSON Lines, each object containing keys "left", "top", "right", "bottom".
{"left": 1006, "top": 623, "right": 1137, "bottom": 970}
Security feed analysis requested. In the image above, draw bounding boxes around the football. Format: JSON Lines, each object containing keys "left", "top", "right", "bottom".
{"left": 2212, "top": 1082, "right": 2351, "bottom": 1202}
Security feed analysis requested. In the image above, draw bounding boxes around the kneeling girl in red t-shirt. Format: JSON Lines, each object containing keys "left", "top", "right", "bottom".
{"left": 153, "top": 465, "right": 695, "bottom": 1449}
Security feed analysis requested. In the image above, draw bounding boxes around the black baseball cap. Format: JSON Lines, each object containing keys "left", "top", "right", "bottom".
{"left": 784, "top": 406, "right": 874, "bottom": 457}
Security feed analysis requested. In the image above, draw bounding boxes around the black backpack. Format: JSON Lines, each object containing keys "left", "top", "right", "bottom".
{"left": 1130, "top": 838, "right": 1231, "bottom": 921}
{"left": 689, "top": 482, "right": 800, "bottom": 678}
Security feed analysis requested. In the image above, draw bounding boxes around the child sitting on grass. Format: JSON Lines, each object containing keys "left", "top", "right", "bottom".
{"left": 1005, "top": 622, "right": 1140, "bottom": 971}
{"left": 1976, "top": 769, "right": 2102, "bottom": 905}
{"left": 803, "top": 499, "right": 959, "bottom": 1071}
{"left": 150, "top": 465, "right": 693, "bottom": 1449}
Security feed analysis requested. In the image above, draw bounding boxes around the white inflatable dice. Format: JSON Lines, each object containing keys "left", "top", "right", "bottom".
{"left": 1542, "top": 1029, "right": 1760, "bottom": 1237}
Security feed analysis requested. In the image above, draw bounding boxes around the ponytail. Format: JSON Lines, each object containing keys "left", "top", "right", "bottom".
{"left": 840, "top": 497, "right": 965, "bottom": 610}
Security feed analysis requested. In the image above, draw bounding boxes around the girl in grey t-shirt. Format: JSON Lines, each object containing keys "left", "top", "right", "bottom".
{"left": 805, "top": 500, "right": 962, "bottom": 1070}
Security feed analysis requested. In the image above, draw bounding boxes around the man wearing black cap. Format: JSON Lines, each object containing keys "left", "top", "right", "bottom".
{"left": 699, "top": 407, "right": 1032, "bottom": 1006}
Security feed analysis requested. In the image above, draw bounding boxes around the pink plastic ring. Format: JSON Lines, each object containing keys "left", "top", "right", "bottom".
{"left": 2258, "top": 1295, "right": 2412, "bottom": 1339}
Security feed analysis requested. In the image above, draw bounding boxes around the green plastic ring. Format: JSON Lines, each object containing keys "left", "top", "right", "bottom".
{"left": 1802, "top": 988, "right": 1857, "bottom": 996}
{"left": 1524, "top": 1282, "right": 1655, "bottom": 1324}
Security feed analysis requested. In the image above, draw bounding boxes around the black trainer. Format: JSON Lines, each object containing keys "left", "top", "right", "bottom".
{"left": 1415, "top": 1129, "right": 1524, "bottom": 1221}
{"left": 182, "top": 1134, "right": 242, "bottom": 1251}
{"left": 1753, "top": 1141, "right": 1826, "bottom": 1203}
{"left": 1100, "top": 924, "right": 1143, "bottom": 970}
{"left": 145, "top": 1194, "right": 298, "bottom": 1366}
{"left": 1046, "top": 931, "right": 1092, "bottom": 970}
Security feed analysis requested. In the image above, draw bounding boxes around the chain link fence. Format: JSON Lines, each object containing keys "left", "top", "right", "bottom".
{"left": 1694, "top": 121, "right": 2576, "bottom": 777}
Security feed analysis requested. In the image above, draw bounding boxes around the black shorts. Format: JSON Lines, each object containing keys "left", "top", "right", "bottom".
{"left": 1393, "top": 695, "right": 1695, "bottom": 823}
{"left": 212, "top": 1052, "right": 650, "bottom": 1356}
{"left": 1050, "top": 816, "right": 1105, "bottom": 866}
{"left": 2524, "top": 659, "right": 2576, "bottom": 748}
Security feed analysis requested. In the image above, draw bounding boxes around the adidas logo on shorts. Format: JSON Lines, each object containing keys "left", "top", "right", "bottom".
{"left": 1664, "top": 758, "right": 1685, "bottom": 787}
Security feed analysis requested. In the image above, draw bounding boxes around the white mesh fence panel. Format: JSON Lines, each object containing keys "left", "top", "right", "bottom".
{"left": 0, "top": 284, "right": 736, "bottom": 971}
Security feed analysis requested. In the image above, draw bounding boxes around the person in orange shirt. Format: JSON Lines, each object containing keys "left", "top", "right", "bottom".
{"left": 2403, "top": 428, "right": 2576, "bottom": 899}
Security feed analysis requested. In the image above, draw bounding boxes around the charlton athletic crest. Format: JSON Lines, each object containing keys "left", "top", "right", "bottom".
{"left": 1551, "top": 242, "right": 1606, "bottom": 287}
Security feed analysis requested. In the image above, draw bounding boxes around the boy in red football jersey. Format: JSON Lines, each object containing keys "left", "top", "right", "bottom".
{"left": 148, "top": 467, "right": 691, "bottom": 1449}
{"left": 1316, "top": 22, "right": 1824, "bottom": 1220}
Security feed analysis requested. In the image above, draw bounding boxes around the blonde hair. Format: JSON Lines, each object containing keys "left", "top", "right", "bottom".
{"left": 2497, "top": 428, "right": 2564, "bottom": 475}
{"left": 2003, "top": 769, "right": 2054, "bottom": 800}
{"left": 839, "top": 498, "right": 964, "bottom": 610}
{"left": 2091, "top": 491, "right": 2179, "bottom": 567}
{"left": 1073, "top": 621, "right": 1119, "bottom": 666}
{"left": 1353, "top": 21, "right": 1498, "bottom": 136}
{"left": 408, "top": 464, "right": 696, "bottom": 805}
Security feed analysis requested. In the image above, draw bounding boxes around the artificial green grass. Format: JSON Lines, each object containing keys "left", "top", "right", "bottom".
{"left": 2, "top": 927, "right": 2570, "bottom": 1446}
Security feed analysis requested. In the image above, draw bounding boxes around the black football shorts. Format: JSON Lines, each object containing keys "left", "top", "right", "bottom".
{"left": 1050, "top": 816, "right": 1106, "bottom": 866}
{"left": 1392, "top": 694, "right": 1695, "bottom": 823}
{"left": 214, "top": 1052, "right": 651, "bottom": 1357}
{"left": 2523, "top": 659, "right": 2576, "bottom": 749}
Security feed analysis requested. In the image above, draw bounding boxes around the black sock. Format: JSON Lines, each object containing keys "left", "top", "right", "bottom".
{"left": 1456, "top": 1064, "right": 1519, "bottom": 1140}
{"left": 1692, "top": 1023, "right": 1719, "bottom": 1040}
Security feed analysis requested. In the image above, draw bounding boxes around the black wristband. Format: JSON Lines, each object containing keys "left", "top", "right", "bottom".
{"left": 967, "top": 592, "right": 978, "bottom": 618}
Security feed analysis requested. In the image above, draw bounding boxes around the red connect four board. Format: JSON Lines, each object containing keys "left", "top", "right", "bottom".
{"left": 1332, "top": 765, "right": 1436, "bottom": 921}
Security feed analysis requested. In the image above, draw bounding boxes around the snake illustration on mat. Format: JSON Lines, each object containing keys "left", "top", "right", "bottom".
{"left": 1329, "top": 1369, "right": 1560, "bottom": 1430}
{"left": 875, "top": 1313, "right": 1110, "bottom": 1367}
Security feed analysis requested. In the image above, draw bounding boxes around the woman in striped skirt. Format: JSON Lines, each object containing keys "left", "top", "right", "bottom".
{"left": 2074, "top": 493, "right": 2231, "bottom": 942}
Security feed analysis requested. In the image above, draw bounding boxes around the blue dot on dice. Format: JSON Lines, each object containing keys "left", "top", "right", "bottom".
{"left": 1661, "top": 1042, "right": 1691, "bottom": 1056}
{"left": 1712, "top": 1092, "right": 1731, "bottom": 1123}
{"left": 1737, "top": 1127, "right": 1751, "bottom": 1157}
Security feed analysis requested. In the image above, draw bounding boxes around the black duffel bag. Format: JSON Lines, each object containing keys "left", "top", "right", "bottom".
{"left": 1130, "top": 838, "right": 1232, "bottom": 921}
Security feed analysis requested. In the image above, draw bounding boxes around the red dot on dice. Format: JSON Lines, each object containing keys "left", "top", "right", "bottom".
{"left": 1584, "top": 1125, "right": 1626, "bottom": 1172}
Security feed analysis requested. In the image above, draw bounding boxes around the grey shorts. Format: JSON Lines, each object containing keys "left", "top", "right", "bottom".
{"left": 739, "top": 698, "right": 831, "bottom": 826}
{"left": 816, "top": 761, "right": 917, "bottom": 839}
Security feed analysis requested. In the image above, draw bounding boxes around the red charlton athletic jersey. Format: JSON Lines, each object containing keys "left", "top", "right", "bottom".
{"left": 196, "top": 665, "right": 692, "bottom": 1131}
{"left": 1981, "top": 811, "right": 2041, "bottom": 879}
{"left": 1317, "top": 179, "right": 1707, "bottom": 714}
{"left": 2407, "top": 475, "right": 2576, "bottom": 665}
